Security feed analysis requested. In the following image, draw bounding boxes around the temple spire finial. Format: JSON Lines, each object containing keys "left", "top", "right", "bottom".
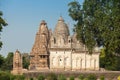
{"left": 58, "top": 15, "right": 64, "bottom": 22}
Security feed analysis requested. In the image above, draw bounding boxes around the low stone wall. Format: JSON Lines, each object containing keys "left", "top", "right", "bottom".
{"left": 23, "top": 70, "right": 120, "bottom": 80}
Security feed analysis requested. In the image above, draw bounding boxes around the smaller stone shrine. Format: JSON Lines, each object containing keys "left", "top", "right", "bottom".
{"left": 11, "top": 50, "right": 23, "bottom": 75}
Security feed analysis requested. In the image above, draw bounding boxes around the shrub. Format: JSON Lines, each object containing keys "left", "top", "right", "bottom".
{"left": 30, "top": 77, "right": 34, "bottom": 80}
{"left": 38, "top": 74, "right": 45, "bottom": 80}
{"left": 87, "top": 74, "right": 97, "bottom": 80}
{"left": 100, "top": 76, "right": 105, "bottom": 80}
{"left": 15, "top": 75, "right": 25, "bottom": 80}
{"left": 83, "top": 78, "right": 88, "bottom": 80}
{"left": 69, "top": 76, "right": 75, "bottom": 80}
{"left": 47, "top": 73, "right": 57, "bottom": 80}
{"left": 78, "top": 74, "right": 84, "bottom": 80}
{"left": 10, "top": 74, "right": 16, "bottom": 80}
{"left": 58, "top": 74, "right": 66, "bottom": 80}
{"left": 0, "top": 71, "right": 10, "bottom": 80}
{"left": 118, "top": 75, "right": 120, "bottom": 80}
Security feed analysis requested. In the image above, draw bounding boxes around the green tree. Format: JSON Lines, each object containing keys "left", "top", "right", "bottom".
{"left": 0, "top": 71, "right": 11, "bottom": 80}
{"left": 0, "top": 11, "right": 7, "bottom": 48}
{"left": 0, "top": 54, "right": 5, "bottom": 70}
{"left": 68, "top": 0, "right": 97, "bottom": 54}
{"left": 22, "top": 53, "right": 30, "bottom": 69}
{"left": 1, "top": 52, "right": 13, "bottom": 71}
{"left": 68, "top": 0, "right": 120, "bottom": 70}
{"left": 5, "top": 52, "right": 14, "bottom": 70}
{"left": 68, "top": 0, "right": 120, "bottom": 54}
{"left": 100, "top": 48, "right": 120, "bottom": 70}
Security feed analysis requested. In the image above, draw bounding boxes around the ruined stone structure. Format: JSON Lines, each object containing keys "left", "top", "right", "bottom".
{"left": 29, "top": 16, "right": 100, "bottom": 71}
{"left": 11, "top": 50, "right": 23, "bottom": 75}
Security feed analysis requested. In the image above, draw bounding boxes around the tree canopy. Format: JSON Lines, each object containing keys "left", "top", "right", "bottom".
{"left": 68, "top": 0, "right": 120, "bottom": 70}
{"left": 68, "top": 0, "right": 120, "bottom": 55}
{"left": 0, "top": 11, "right": 7, "bottom": 49}
{"left": 22, "top": 53, "right": 30, "bottom": 69}
{"left": 0, "top": 52, "right": 13, "bottom": 71}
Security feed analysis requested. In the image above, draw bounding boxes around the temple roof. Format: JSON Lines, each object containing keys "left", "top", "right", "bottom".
{"left": 53, "top": 16, "right": 69, "bottom": 37}
{"left": 39, "top": 20, "right": 49, "bottom": 35}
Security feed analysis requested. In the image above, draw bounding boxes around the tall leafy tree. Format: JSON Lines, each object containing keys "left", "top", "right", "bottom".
{"left": 0, "top": 11, "right": 7, "bottom": 49}
{"left": 68, "top": 0, "right": 98, "bottom": 54}
{"left": 1, "top": 52, "right": 14, "bottom": 71}
{"left": 68, "top": 0, "right": 120, "bottom": 70}
{"left": 22, "top": 53, "right": 30, "bottom": 69}
{"left": 0, "top": 54, "right": 5, "bottom": 70}
{"left": 5, "top": 52, "right": 14, "bottom": 70}
{"left": 68, "top": 0, "right": 120, "bottom": 54}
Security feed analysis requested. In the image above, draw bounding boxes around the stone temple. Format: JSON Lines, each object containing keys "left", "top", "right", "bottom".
{"left": 11, "top": 17, "right": 100, "bottom": 75}
{"left": 29, "top": 16, "right": 100, "bottom": 71}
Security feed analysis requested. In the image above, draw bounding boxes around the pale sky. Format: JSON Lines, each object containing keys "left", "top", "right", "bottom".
{"left": 0, "top": 0, "right": 83, "bottom": 56}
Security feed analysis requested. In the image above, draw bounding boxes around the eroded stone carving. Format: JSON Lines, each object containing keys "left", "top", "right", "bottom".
{"left": 29, "top": 20, "right": 49, "bottom": 70}
{"left": 11, "top": 50, "right": 23, "bottom": 75}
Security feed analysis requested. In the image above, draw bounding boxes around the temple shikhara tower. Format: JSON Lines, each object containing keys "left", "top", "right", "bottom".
{"left": 11, "top": 50, "right": 23, "bottom": 75}
{"left": 29, "top": 20, "right": 49, "bottom": 70}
